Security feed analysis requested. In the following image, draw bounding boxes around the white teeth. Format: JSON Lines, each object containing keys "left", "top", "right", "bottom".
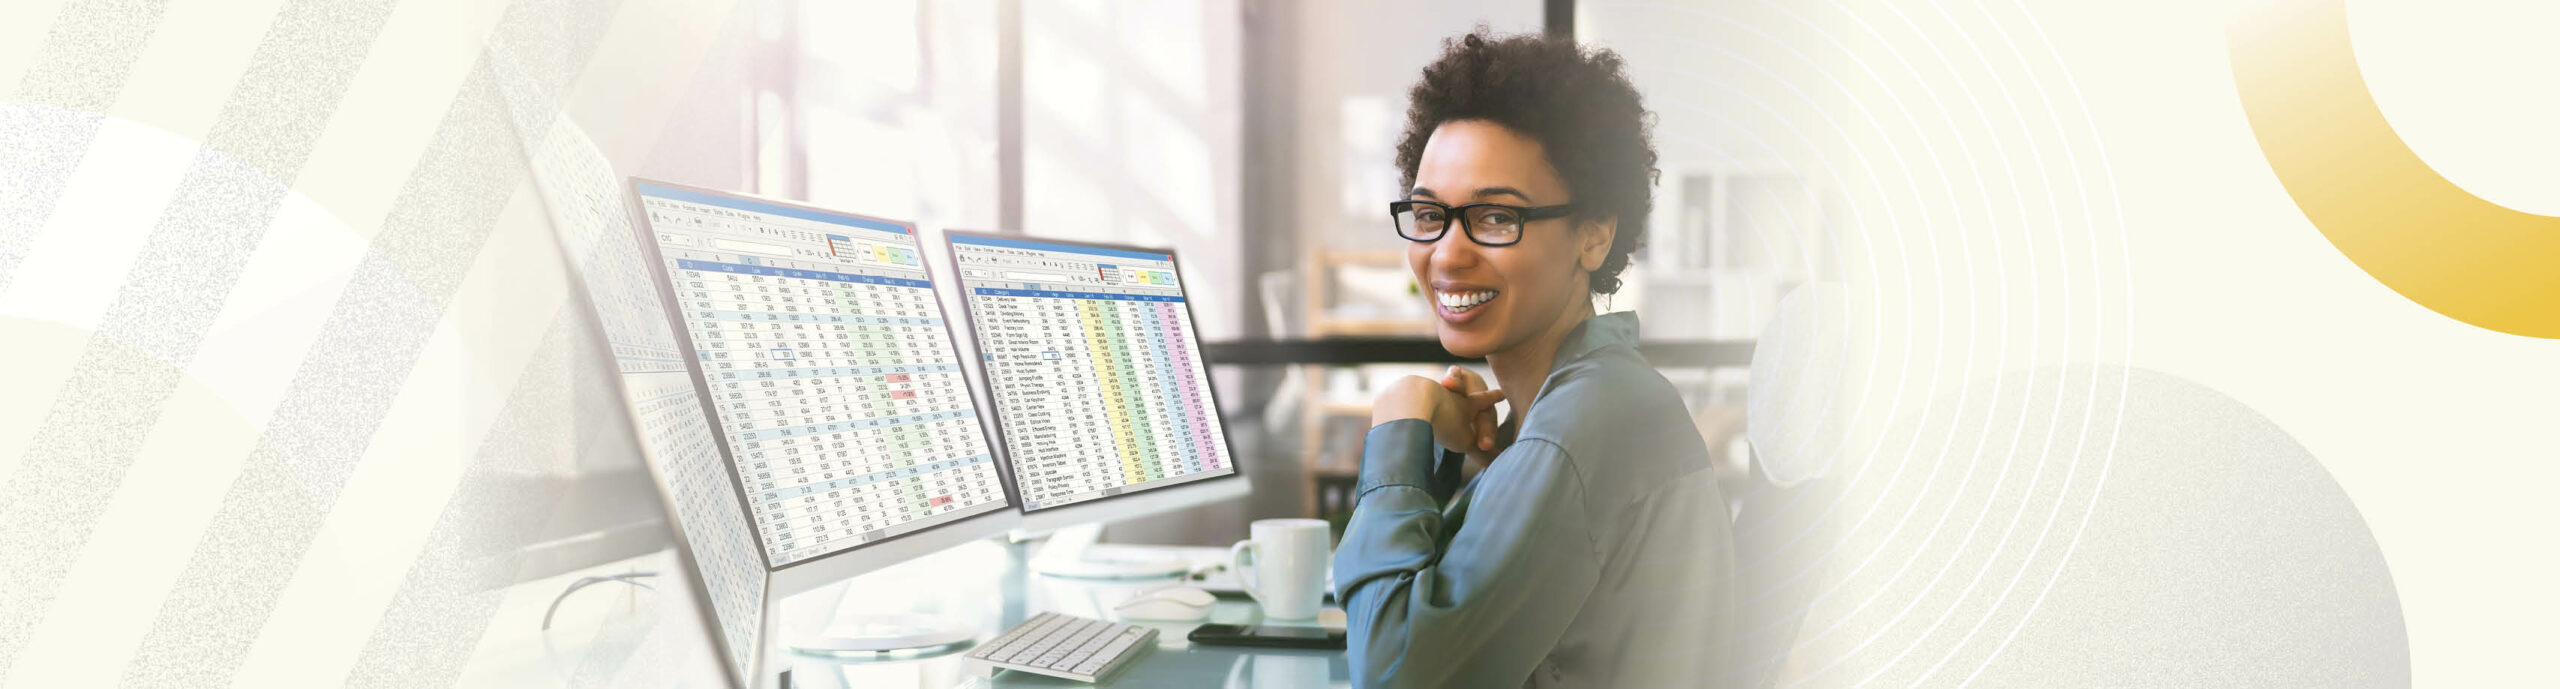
{"left": 1436, "top": 289, "right": 1498, "bottom": 312}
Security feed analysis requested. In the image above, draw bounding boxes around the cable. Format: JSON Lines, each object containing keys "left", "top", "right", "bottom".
{"left": 541, "top": 571, "right": 659, "bottom": 631}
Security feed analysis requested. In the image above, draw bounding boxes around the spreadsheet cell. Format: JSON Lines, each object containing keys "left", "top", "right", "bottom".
{"left": 638, "top": 184, "right": 1008, "bottom": 567}
{"left": 950, "top": 235, "right": 1235, "bottom": 511}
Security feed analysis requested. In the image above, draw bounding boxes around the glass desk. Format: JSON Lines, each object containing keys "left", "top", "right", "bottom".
{"left": 780, "top": 539, "right": 1350, "bottom": 689}
{"left": 463, "top": 538, "right": 1346, "bottom": 688}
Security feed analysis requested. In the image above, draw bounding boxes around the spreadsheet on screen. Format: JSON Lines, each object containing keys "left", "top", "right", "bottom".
{"left": 948, "top": 234, "right": 1236, "bottom": 511}
{"left": 634, "top": 183, "right": 1008, "bottom": 567}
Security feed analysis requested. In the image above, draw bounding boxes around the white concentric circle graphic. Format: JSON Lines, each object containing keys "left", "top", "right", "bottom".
{"left": 1583, "top": 1, "right": 2131, "bottom": 686}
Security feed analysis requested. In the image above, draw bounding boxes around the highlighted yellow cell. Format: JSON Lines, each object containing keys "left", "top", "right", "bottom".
{"left": 1080, "top": 301, "right": 1142, "bottom": 482}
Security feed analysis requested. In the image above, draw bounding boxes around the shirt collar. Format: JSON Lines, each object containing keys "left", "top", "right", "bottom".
{"left": 1552, "top": 311, "right": 1641, "bottom": 366}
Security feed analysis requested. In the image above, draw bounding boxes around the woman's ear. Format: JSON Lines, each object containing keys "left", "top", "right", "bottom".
{"left": 1577, "top": 216, "right": 1618, "bottom": 273}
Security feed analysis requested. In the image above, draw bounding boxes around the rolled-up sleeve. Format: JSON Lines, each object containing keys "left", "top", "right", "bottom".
{"left": 1331, "top": 419, "right": 1600, "bottom": 688}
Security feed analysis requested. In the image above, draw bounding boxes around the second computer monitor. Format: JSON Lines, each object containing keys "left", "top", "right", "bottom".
{"left": 945, "top": 232, "right": 1239, "bottom": 511}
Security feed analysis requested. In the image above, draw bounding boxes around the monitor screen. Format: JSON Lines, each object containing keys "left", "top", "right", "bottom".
{"left": 946, "top": 233, "right": 1237, "bottom": 511}
{"left": 631, "top": 181, "right": 1010, "bottom": 568}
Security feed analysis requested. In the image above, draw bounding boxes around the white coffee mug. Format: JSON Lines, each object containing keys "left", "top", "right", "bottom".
{"left": 1228, "top": 518, "right": 1332, "bottom": 619}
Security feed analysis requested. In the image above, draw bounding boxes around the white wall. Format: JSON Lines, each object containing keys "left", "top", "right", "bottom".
{"left": 1022, "top": 0, "right": 1247, "bottom": 338}
{"left": 1287, "top": 1, "right": 1543, "bottom": 255}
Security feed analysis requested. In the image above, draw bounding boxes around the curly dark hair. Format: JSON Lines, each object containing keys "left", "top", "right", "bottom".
{"left": 1395, "top": 29, "right": 1658, "bottom": 295}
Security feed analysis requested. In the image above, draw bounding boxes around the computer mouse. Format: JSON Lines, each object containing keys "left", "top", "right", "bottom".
{"left": 1113, "top": 586, "right": 1217, "bottom": 622}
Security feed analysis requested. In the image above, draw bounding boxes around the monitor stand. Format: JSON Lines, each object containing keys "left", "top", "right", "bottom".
{"left": 1026, "top": 523, "right": 1191, "bottom": 579}
{"left": 784, "top": 584, "right": 977, "bottom": 656}
{"left": 787, "top": 614, "right": 977, "bottom": 654}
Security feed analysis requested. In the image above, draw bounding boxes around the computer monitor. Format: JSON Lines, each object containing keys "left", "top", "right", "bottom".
{"left": 624, "top": 179, "right": 1024, "bottom": 599}
{"left": 942, "top": 231, "right": 1249, "bottom": 563}
{"left": 520, "top": 92, "right": 1028, "bottom": 682}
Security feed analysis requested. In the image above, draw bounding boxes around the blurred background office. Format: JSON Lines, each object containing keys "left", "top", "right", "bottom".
{"left": 21, "top": 0, "right": 2523, "bottom": 683}
{"left": 556, "top": 0, "right": 1823, "bottom": 558}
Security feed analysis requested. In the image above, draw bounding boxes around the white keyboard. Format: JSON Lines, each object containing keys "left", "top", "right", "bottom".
{"left": 966, "top": 611, "right": 1158, "bottom": 682}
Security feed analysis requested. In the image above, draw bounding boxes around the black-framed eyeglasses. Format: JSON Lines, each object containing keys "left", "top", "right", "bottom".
{"left": 1389, "top": 200, "right": 1577, "bottom": 247}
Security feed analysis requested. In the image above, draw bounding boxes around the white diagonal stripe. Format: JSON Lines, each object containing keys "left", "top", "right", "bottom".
{"left": 2, "top": 0, "right": 512, "bottom": 682}
{"left": 114, "top": 0, "right": 622, "bottom": 680}
{"left": 0, "top": 188, "right": 372, "bottom": 688}
{"left": 4, "top": 352, "right": 270, "bottom": 688}
{"left": 234, "top": 0, "right": 748, "bottom": 677}
{"left": 106, "top": 0, "right": 290, "bottom": 142}
{"left": 197, "top": 0, "right": 513, "bottom": 423}
{"left": 0, "top": 116, "right": 191, "bottom": 488}
{"left": 0, "top": 0, "right": 72, "bottom": 88}
{"left": 285, "top": 0, "right": 513, "bottom": 242}
{"left": 0, "top": 118, "right": 190, "bottom": 334}
{"left": 225, "top": 183, "right": 574, "bottom": 689}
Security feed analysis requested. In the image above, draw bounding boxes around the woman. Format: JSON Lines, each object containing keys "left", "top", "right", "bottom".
{"left": 1332, "top": 31, "right": 1737, "bottom": 688}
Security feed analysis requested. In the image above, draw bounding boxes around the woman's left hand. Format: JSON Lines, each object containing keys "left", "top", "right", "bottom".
{"left": 1373, "top": 374, "right": 1504, "bottom": 457}
{"left": 1436, "top": 366, "right": 1502, "bottom": 465}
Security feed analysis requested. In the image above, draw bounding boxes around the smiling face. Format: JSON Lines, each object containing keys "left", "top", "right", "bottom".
{"left": 1406, "top": 119, "right": 1615, "bottom": 359}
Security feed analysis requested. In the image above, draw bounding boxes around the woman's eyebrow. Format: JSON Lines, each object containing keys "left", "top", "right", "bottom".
{"left": 1408, "top": 186, "right": 1532, "bottom": 203}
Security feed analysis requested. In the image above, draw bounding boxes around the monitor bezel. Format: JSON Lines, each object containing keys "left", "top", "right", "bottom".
{"left": 560, "top": 292, "right": 767, "bottom": 689}
{"left": 938, "top": 229, "right": 1248, "bottom": 515}
{"left": 621, "top": 177, "right": 1019, "bottom": 576}
{"left": 534, "top": 189, "right": 763, "bottom": 689}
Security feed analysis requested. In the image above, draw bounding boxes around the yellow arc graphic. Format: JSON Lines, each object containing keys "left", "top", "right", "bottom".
{"left": 2231, "top": 0, "right": 2560, "bottom": 338}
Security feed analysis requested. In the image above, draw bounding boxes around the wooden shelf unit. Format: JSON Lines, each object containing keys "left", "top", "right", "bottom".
{"left": 1298, "top": 248, "right": 1433, "bottom": 517}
